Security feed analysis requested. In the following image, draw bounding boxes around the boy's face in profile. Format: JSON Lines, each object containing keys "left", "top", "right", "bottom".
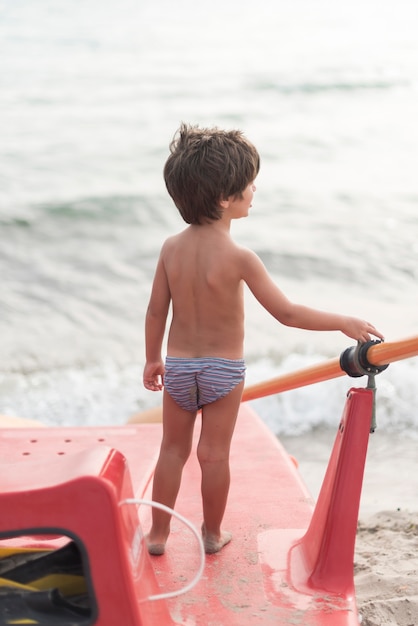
{"left": 223, "top": 181, "right": 257, "bottom": 220}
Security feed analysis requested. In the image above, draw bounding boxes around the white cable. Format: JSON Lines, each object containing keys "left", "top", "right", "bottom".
{"left": 120, "top": 498, "right": 205, "bottom": 602}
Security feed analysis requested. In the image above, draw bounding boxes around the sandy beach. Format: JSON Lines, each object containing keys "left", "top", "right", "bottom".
{"left": 282, "top": 430, "right": 418, "bottom": 626}
{"left": 355, "top": 510, "right": 417, "bottom": 626}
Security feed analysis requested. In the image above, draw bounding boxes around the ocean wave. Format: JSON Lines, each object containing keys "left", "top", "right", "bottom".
{"left": 0, "top": 195, "right": 159, "bottom": 226}
{"left": 248, "top": 77, "right": 409, "bottom": 96}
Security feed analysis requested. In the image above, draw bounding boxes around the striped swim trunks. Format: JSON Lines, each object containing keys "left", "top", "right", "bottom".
{"left": 164, "top": 356, "right": 246, "bottom": 412}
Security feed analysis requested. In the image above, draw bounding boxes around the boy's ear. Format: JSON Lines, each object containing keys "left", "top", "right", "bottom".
{"left": 219, "top": 197, "right": 230, "bottom": 209}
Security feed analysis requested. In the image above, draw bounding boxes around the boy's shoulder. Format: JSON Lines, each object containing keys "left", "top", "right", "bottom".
{"left": 159, "top": 229, "right": 190, "bottom": 259}
{"left": 161, "top": 230, "right": 183, "bottom": 247}
{"left": 160, "top": 228, "right": 257, "bottom": 261}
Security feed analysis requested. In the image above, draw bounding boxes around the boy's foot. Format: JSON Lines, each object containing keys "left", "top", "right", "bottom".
{"left": 145, "top": 533, "right": 166, "bottom": 556}
{"left": 147, "top": 542, "right": 166, "bottom": 556}
{"left": 202, "top": 526, "right": 232, "bottom": 554}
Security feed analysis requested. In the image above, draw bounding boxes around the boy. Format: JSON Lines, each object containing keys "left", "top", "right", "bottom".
{"left": 143, "top": 123, "right": 383, "bottom": 555}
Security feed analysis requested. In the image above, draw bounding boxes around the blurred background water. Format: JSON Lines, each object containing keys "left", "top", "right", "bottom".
{"left": 1, "top": 0, "right": 417, "bottom": 439}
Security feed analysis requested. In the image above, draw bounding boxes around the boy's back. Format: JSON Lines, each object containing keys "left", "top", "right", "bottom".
{"left": 160, "top": 223, "right": 246, "bottom": 360}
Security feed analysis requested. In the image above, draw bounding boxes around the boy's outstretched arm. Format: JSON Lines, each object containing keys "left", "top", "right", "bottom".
{"left": 241, "top": 248, "right": 384, "bottom": 343}
{"left": 143, "top": 254, "right": 171, "bottom": 391}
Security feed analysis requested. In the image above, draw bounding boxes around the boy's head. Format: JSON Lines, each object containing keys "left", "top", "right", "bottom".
{"left": 164, "top": 123, "right": 260, "bottom": 225}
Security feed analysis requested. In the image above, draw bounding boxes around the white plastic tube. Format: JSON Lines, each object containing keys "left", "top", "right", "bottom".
{"left": 121, "top": 498, "right": 205, "bottom": 602}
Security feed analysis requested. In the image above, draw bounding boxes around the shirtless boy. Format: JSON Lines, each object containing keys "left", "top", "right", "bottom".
{"left": 143, "top": 123, "right": 383, "bottom": 555}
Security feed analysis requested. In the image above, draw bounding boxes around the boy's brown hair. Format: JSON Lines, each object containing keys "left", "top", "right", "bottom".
{"left": 163, "top": 123, "right": 260, "bottom": 225}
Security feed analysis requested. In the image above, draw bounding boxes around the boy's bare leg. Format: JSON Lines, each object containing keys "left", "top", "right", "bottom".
{"left": 146, "top": 389, "right": 197, "bottom": 554}
{"left": 197, "top": 381, "right": 244, "bottom": 554}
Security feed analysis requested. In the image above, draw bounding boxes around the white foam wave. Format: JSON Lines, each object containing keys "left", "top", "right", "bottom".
{"left": 247, "top": 354, "right": 418, "bottom": 436}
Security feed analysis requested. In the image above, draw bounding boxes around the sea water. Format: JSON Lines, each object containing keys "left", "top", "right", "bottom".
{"left": 1, "top": 0, "right": 417, "bottom": 437}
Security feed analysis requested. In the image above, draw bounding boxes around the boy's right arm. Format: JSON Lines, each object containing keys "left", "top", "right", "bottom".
{"left": 143, "top": 253, "right": 171, "bottom": 391}
{"left": 240, "top": 248, "right": 383, "bottom": 342}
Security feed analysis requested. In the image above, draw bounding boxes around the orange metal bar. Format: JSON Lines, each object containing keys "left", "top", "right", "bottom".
{"left": 242, "top": 335, "right": 418, "bottom": 403}
{"left": 242, "top": 358, "right": 343, "bottom": 402}
{"left": 367, "top": 335, "right": 418, "bottom": 365}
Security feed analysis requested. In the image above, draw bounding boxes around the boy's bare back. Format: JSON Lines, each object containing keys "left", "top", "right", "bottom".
{"left": 156, "top": 223, "right": 247, "bottom": 360}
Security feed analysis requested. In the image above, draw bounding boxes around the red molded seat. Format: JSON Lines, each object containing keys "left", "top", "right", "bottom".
{"left": 0, "top": 445, "right": 174, "bottom": 625}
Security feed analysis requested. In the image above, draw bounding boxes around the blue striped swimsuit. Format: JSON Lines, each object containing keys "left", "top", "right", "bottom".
{"left": 164, "top": 356, "right": 246, "bottom": 412}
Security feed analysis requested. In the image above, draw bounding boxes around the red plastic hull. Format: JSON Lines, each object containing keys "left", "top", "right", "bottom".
{"left": 0, "top": 388, "right": 372, "bottom": 625}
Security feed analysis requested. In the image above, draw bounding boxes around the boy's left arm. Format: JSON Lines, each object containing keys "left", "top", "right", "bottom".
{"left": 241, "top": 248, "right": 383, "bottom": 342}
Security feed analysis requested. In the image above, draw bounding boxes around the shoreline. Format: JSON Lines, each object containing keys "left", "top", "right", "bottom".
{"left": 280, "top": 428, "right": 418, "bottom": 517}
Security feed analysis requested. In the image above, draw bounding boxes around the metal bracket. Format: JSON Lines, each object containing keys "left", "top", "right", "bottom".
{"left": 339, "top": 339, "right": 389, "bottom": 378}
{"left": 339, "top": 340, "right": 388, "bottom": 433}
